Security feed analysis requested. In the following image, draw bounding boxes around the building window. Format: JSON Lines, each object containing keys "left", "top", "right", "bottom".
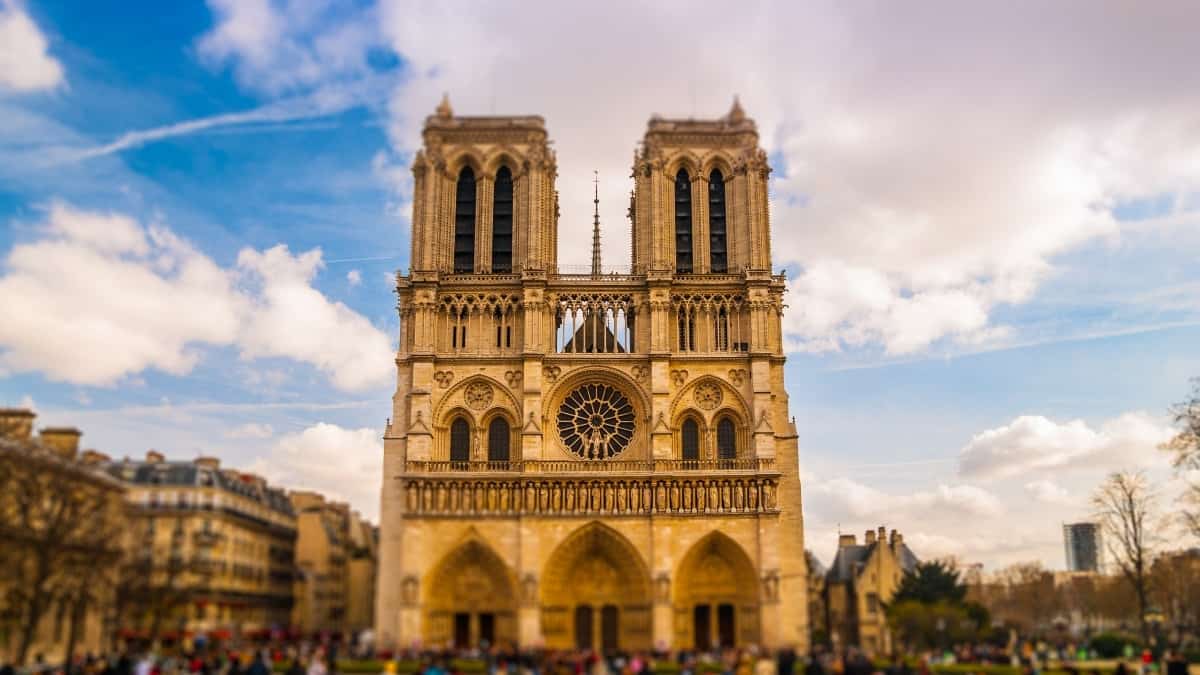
{"left": 866, "top": 593, "right": 879, "bottom": 614}
{"left": 487, "top": 417, "right": 510, "bottom": 462}
{"left": 681, "top": 418, "right": 700, "bottom": 461}
{"left": 674, "top": 169, "right": 693, "bottom": 273}
{"left": 492, "top": 166, "right": 514, "bottom": 272}
{"left": 450, "top": 417, "right": 471, "bottom": 462}
{"left": 717, "top": 417, "right": 736, "bottom": 460}
{"left": 677, "top": 310, "right": 695, "bottom": 351}
{"left": 709, "top": 169, "right": 727, "bottom": 272}
{"left": 454, "top": 167, "right": 476, "bottom": 273}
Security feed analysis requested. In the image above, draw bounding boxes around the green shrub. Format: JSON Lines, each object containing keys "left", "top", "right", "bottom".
{"left": 1090, "top": 632, "right": 1136, "bottom": 659}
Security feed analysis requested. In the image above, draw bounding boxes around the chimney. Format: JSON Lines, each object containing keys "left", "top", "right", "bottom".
{"left": 878, "top": 525, "right": 887, "bottom": 543}
{"left": 892, "top": 531, "right": 904, "bottom": 549}
{"left": 0, "top": 408, "right": 36, "bottom": 440}
{"left": 865, "top": 529, "right": 876, "bottom": 545}
{"left": 838, "top": 534, "right": 857, "bottom": 548}
{"left": 40, "top": 427, "right": 82, "bottom": 459}
{"left": 81, "top": 449, "right": 111, "bottom": 465}
{"left": 194, "top": 456, "right": 220, "bottom": 470}
{"left": 146, "top": 449, "right": 164, "bottom": 463}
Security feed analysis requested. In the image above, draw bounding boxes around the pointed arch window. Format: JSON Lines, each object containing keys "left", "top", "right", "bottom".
{"left": 492, "top": 166, "right": 514, "bottom": 273}
{"left": 674, "top": 168, "right": 693, "bottom": 273}
{"left": 709, "top": 169, "right": 727, "bottom": 273}
{"left": 487, "top": 417, "right": 510, "bottom": 462}
{"left": 681, "top": 418, "right": 700, "bottom": 461}
{"left": 454, "top": 167, "right": 477, "bottom": 273}
{"left": 450, "top": 417, "right": 471, "bottom": 462}
{"left": 717, "top": 417, "right": 737, "bottom": 460}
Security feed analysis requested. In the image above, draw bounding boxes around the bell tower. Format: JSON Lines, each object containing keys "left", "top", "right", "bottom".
{"left": 408, "top": 95, "right": 559, "bottom": 275}
{"left": 630, "top": 97, "right": 772, "bottom": 276}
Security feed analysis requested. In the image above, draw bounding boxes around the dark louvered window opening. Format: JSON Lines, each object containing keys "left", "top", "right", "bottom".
{"left": 681, "top": 418, "right": 700, "bottom": 461}
{"left": 717, "top": 417, "right": 737, "bottom": 459}
{"left": 675, "top": 169, "right": 693, "bottom": 273}
{"left": 454, "top": 168, "right": 476, "bottom": 273}
{"left": 488, "top": 417, "right": 510, "bottom": 462}
{"left": 450, "top": 417, "right": 471, "bottom": 462}
{"left": 492, "top": 166, "right": 514, "bottom": 272}
{"left": 709, "top": 169, "right": 727, "bottom": 273}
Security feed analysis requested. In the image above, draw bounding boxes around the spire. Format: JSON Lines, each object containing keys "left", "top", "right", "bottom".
{"left": 727, "top": 95, "right": 746, "bottom": 123}
{"left": 436, "top": 93, "right": 453, "bottom": 118}
{"left": 591, "top": 170, "right": 602, "bottom": 276}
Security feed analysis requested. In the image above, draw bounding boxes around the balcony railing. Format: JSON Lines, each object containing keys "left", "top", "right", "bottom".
{"left": 403, "top": 458, "right": 775, "bottom": 473}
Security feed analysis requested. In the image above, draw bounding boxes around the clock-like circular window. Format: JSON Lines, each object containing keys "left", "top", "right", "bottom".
{"left": 556, "top": 383, "right": 636, "bottom": 460}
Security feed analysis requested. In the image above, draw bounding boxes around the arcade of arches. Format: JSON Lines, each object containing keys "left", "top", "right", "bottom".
{"left": 419, "top": 524, "right": 763, "bottom": 651}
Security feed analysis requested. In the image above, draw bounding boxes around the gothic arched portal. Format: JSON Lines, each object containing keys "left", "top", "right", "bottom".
{"left": 673, "top": 532, "right": 760, "bottom": 649}
{"left": 423, "top": 538, "right": 517, "bottom": 649}
{"left": 540, "top": 522, "right": 653, "bottom": 651}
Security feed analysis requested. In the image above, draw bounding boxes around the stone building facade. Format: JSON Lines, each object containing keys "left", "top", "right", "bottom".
{"left": 107, "top": 453, "right": 298, "bottom": 642}
{"left": 377, "top": 98, "right": 808, "bottom": 652}
{"left": 824, "top": 527, "right": 918, "bottom": 655}
{"left": 290, "top": 492, "right": 378, "bottom": 637}
{"left": 0, "top": 410, "right": 126, "bottom": 666}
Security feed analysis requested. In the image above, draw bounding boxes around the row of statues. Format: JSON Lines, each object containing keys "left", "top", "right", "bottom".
{"left": 403, "top": 477, "right": 779, "bottom": 515}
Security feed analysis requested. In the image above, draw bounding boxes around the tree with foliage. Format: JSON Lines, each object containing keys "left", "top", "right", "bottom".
{"left": 1092, "top": 471, "right": 1159, "bottom": 644}
{"left": 1162, "top": 378, "right": 1200, "bottom": 539}
{"left": 892, "top": 560, "right": 967, "bottom": 605}
{"left": 887, "top": 561, "right": 987, "bottom": 651}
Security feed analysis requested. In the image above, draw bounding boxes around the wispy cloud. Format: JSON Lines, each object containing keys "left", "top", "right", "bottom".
{"left": 48, "top": 75, "right": 393, "bottom": 164}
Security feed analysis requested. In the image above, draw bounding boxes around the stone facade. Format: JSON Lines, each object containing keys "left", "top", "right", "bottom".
{"left": 377, "top": 98, "right": 808, "bottom": 652}
{"left": 291, "top": 492, "right": 378, "bottom": 637}
{"left": 107, "top": 453, "right": 298, "bottom": 642}
{"left": 0, "top": 410, "right": 126, "bottom": 666}
{"left": 824, "top": 527, "right": 918, "bottom": 655}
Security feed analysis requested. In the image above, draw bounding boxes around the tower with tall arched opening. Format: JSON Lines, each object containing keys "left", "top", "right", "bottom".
{"left": 377, "top": 96, "right": 808, "bottom": 652}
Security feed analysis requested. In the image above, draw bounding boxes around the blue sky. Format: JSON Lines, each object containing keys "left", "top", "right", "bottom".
{"left": 2, "top": 0, "right": 1199, "bottom": 570}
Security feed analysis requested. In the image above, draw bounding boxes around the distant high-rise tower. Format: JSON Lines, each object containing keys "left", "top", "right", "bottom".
{"left": 1063, "top": 522, "right": 1102, "bottom": 572}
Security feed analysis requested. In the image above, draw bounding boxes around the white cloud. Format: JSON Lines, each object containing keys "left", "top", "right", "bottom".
{"left": 346, "top": 269, "right": 361, "bottom": 286}
{"left": 196, "top": 0, "right": 380, "bottom": 96}
{"left": 0, "top": 203, "right": 392, "bottom": 391}
{"left": 237, "top": 244, "right": 393, "bottom": 391}
{"left": 0, "top": 0, "right": 64, "bottom": 92}
{"left": 809, "top": 476, "right": 1003, "bottom": 520}
{"left": 250, "top": 422, "right": 382, "bottom": 520}
{"left": 1024, "top": 479, "right": 1074, "bottom": 505}
{"left": 0, "top": 203, "right": 243, "bottom": 385}
{"left": 226, "top": 422, "right": 274, "bottom": 439}
{"left": 365, "top": 2, "right": 1200, "bottom": 356}
{"left": 958, "top": 411, "right": 1175, "bottom": 480}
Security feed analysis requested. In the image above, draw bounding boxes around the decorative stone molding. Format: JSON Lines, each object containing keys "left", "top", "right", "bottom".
{"left": 693, "top": 382, "right": 722, "bottom": 410}
{"left": 762, "top": 569, "right": 781, "bottom": 604}
{"left": 654, "top": 572, "right": 671, "bottom": 603}
{"left": 543, "top": 365, "right": 562, "bottom": 383}
{"left": 504, "top": 370, "right": 523, "bottom": 387}
{"left": 728, "top": 369, "right": 746, "bottom": 386}
{"left": 670, "top": 369, "right": 688, "bottom": 387}
{"left": 631, "top": 365, "right": 650, "bottom": 383}
{"left": 465, "top": 382, "right": 494, "bottom": 410}
{"left": 401, "top": 575, "right": 419, "bottom": 606}
{"left": 520, "top": 573, "right": 538, "bottom": 606}
{"left": 434, "top": 371, "right": 455, "bottom": 388}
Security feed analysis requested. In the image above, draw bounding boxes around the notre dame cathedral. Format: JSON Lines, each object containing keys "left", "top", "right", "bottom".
{"left": 376, "top": 96, "right": 808, "bottom": 652}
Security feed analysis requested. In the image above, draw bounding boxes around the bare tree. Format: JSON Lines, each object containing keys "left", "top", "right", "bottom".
{"left": 0, "top": 442, "right": 125, "bottom": 666}
{"left": 1092, "top": 470, "right": 1159, "bottom": 643}
{"left": 1163, "top": 378, "right": 1200, "bottom": 538}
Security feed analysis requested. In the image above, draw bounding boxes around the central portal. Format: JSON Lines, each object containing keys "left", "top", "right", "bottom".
{"left": 541, "top": 522, "right": 652, "bottom": 650}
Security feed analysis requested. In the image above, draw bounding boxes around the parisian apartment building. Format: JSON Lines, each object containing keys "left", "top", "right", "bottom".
{"left": 0, "top": 408, "right": 377, "bottom": 662}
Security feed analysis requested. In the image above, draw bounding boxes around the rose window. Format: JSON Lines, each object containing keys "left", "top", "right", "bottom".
{"left": 556, "top": 383, "right": 636, "bottom": 460}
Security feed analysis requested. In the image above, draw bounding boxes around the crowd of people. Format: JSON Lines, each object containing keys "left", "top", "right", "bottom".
{"left": 1, "top": 643, "right": 1194, "bottom": 675}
